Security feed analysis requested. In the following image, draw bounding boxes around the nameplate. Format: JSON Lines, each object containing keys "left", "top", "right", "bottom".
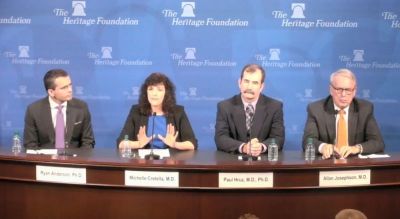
{"left": 36, "top": 165, "right": 86, "bottom": 184}
{"left": 319, "top": 169, "right": 371, "bottom": 187}
{"left": 218, "top": 172, "right": 273, "bottom": 188}
{"left": 125, "top": 170, "right": 179, "bottom": 188}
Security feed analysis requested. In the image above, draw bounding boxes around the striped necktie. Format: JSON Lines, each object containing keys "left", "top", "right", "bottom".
{"left": 245, "top": 104, "right": 254, "bottom": 131}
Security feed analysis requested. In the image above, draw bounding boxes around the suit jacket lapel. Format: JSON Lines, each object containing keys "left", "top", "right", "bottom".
{"left": 65, "top": 101, "right": 75, "bottom": 143}
{"left": 348, "top": 103, "right": 358, "bottom": 146}
{"left": 324, "top": 97, "right": 336, "bottom": 144}
{"left": 252, "top": 97, "right": 267, "bottom": 137}
{"left": 43, "top": 99, "right": 56, "bottom": 143}
{"left": 232, "top": 96, "right": 247, "bottom": 139}
{"left": 325, "top": 111, "right": 336, "bottom": 144}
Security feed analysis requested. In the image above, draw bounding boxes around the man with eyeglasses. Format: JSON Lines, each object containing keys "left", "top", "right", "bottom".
{"left": 302, "top": 68, "right": 384, "bottom": 159}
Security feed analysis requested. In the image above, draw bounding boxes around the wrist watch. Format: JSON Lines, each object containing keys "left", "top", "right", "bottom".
{"left": 356, "top": 144, "right": 363, "bottom": 154}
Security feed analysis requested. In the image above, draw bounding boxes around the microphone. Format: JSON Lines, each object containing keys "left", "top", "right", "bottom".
{"left": 145, "top": 112, "right": 160, "bottom": 160}
{"left": 334, "top": 109, "right": 339, "bottom": 116}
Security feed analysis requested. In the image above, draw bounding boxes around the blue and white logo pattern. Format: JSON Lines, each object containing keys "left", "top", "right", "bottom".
{"left": 72, "top": 1, "right": 86, "bottom": 16}
{"left": 53, "top": 1, "right": 139, "bottom": 26}
{"left": 255, "top": 48, "right": 321, "bottom": 69}
{"left": 272, "top": 3, "right": 358, "bottom": 29}
{"left": 162, "top": 1, "right": 249, "bottom": 27}
{"left": 4, "top": 46, "right": 70, "bottom": 65}
{"left": 18, "top": 46, "right": 30, "bottom": 58}
{"left": 88, "top": 47, "right": 152, "bottom": 66}
{"left": 181, "top": 2, "right": 195, "bottom": 17}
{"left": 381, "top": 11, "right": 400, "bottom": 29}
{"left": 339, "top": 50, "right": 400, "bottom": 69}
{"left": 291, "top": 3, "right": 305, "bottom": 19}
{"left": 171, "top": 47, "right": 236, "bottom": 67}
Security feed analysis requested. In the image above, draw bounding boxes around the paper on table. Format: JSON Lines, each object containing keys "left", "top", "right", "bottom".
{"left": 26, "top": 149, "right": 58, "bottom": 155}
{"left": 358, "top": 154, "right": 390, "bottom": 159}
{"left": 138, "top": 149, "right": 170, "bottom": 159}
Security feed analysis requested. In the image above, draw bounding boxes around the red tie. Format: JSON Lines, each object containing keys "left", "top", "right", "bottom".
{"left": 337, "top": 109, "right": 348, "bottom": 148}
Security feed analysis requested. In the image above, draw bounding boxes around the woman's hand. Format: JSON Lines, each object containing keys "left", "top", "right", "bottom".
{"left": 137, "top": 126, "right": 152, "bottom": 148}
{"left": 158, "top": 124, "right": 178, "bottom": 148}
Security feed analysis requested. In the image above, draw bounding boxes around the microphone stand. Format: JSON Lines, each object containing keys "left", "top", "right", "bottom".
{"left": 145, "top": 112, "right": 160, "bottom": 160}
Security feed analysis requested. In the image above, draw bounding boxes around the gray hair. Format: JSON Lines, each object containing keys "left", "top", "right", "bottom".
{"left": 330, "top": 68, "right": 357, "bottom": 85}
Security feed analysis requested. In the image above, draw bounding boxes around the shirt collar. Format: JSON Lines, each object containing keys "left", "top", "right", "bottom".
{"left": 333, "top": 104, "right": 349, "bottom": 114}
{"left": 48, "top": 96, "right": 68, "bottom": 109}
{"left": 241, "top": 96, "right": 258, "bottom": 109}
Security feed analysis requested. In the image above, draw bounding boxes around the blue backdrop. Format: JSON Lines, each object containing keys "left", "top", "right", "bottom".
{"left": 1, "top": 0, "right": 399, "bottom": 151}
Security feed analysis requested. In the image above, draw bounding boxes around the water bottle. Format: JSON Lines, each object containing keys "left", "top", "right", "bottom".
{"left": 121, "top": 134, "right": 132, "bottom": 158}
{"left": 305, "top": 138, "right": 315, "bottom": 161}
{"left": 12, "top": 132, "right": 22, "bottom": 154}
{"left": 267, "top": 138, "right": 278, "bottom": 161}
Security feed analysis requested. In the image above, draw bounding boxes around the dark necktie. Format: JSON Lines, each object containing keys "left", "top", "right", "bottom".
{"left": 245, "top": 104, "right": 254, "bottom": 131}
{"left": 55, "top": 105, "right": 65, "bottom": 149}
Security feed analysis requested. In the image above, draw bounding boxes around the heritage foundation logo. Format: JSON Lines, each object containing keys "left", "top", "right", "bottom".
{"left": 74, "top": 85, "right": 111, "bottom": 100}
{"left": 9, "top": 84, "right": 42, "bottom": 99}
{"left": 185, "top": 48, "right": 196, "bottom": 60}
{"left": 18, "top": 46, "right": 30, "bottom": 58}
{"left": 0, "top": 12, "right": 31, "bottom": 24}
{"left": 162, "top": 1, "right": 249, "bottom": 27}
{"left": 101, "top": 47, "right": 112, "bottom": 59}
{"left": 291, "top": 3, "right": 305, "bottom": 19}
{"left": 3, "top": 45, "right": 70, "bottom": 65}
{"left": 171, "top": 47, "right": 236, "bottom": 67}
{"left": 255, "top": 48, "right": 321, "bottom": 69}
{"left": 179, "top": 87, "right": 223, "bottom": 101}
{"left": 296, "top": 88, "right": 319, "bottom": 102}
{"left": 123, "top": 86, "right": 140, "bottom": 100}
{"left": 53, "top": 0, "right": 139, "bottom": 26}
{"left": 381, "top": 11, "right": 400, "bottom": 29}
{"left": 353, "top": 50, "right": 364, "bottom": 62}
{"left": 269, "top": 49, "right": 280, "bottom": 61}
{"left": 88, "top": 46, "right": 152, "bottom": 66}
{"left": 72, "top": 1, "right": 86, "bottom": 16}
{"left": 339, "top": 49, "right": 400, "bottom": 69}
{"left": 181, "top": 2, "right": 195, "bottom": 17}
{"left": 272, "top": 3, "right": 358, "bottom": 29}
{"left": 359, "top": 88, "right": 397, "bottom": 104}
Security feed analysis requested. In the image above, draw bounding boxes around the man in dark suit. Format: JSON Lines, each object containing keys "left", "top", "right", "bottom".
{"left": 24, "top": 69, "right": 95, "bottom": 149}
{"left": 215, "top": 64, "right": 285, "bottom": 156}
{"left": 303, "top": 68, "right": 384, "bottom": 159}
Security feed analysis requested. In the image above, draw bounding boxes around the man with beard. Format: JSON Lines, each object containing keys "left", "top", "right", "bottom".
{"left": 214, "top": 64, "right": 285, "bottom": 157}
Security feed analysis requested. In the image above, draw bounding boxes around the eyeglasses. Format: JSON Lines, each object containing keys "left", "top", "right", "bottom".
{"left": 330, "top": 84, "right": 355, "bottom": 95}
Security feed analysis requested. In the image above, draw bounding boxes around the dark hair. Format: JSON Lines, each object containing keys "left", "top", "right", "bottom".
{"left": 138, "top": 72, "right": 176, "bottom": 115}
{"left": 43, "top": 69, "right": 69, "bottom": 91}
{"left": 240, "top": 64, "right": 266, "bottom": 83}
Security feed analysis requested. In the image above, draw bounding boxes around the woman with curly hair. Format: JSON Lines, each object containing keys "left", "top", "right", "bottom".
{"left": 117, "top": 72, "right": 197, "bottom": 150}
